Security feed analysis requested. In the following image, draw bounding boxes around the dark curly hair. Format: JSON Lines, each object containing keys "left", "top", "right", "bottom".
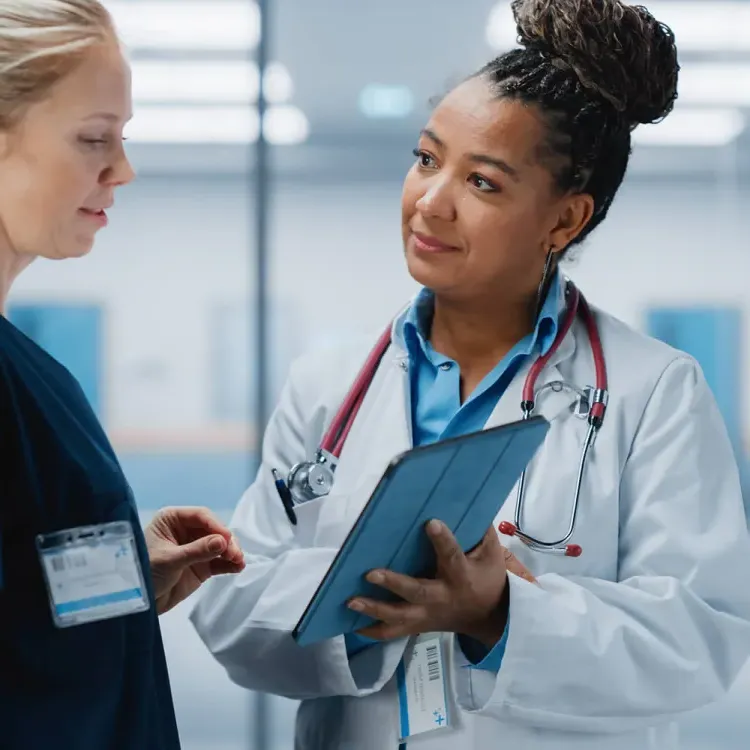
{"left": 475, "top": 0, "right": 679, "bottom": 250}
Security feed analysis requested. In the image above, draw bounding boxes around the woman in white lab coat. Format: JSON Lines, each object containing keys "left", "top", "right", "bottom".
{"left": 190, "top": 1, "right": 750, "bottom": 748}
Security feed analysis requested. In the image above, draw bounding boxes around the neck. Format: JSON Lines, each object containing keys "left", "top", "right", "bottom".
{"left": 0, "top": 239, "right": 33, "bottom": 315}
{"left": 429, "top": 285, "right": 544, "bottom": 375}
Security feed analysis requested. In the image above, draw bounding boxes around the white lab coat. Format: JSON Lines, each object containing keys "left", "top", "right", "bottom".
{"left": 190, "top": 280, "right": 750, "bottom": 750}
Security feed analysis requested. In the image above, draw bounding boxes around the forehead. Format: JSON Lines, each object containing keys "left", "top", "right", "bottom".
{"left": 427, "top": 77, "right": 547, "bottom": 165}
{"left": 36, "top": 41, "right": 132, "bottom": 121}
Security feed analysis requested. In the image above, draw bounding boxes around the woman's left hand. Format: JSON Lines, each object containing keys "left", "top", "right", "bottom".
{"left": 348, "top": 520, "right": 533, "bottom": 648}
{"left": 144, "top": 506, "right": 245, "bottom": 615}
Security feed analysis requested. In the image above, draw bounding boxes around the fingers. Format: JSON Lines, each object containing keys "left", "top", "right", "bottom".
{"left": 222, "top": 534, "right": 245, "bottom": 566}
{"left": 209, "top": 557, "right": 246, "bottom": 576}
{"left": 347, "top": 597, "right": 422, "bottom": 640}
{"left": 464, "top": 527, "right": 536, "bottom": 584}
{"left": 164, "top": 534, "right": 228, "bottom": 569}
{"left": 466, "top": 526, "right": 502, "bottom": 560}
{"left": 365, "top": 569, "right": 437, "bottom": 605}
{"left": 502, "top": 546, "right": 537, "bottom": 584}
{"left": 426, "top": 520, "right": 467, "bottom": 581}
{"left": 356, "top": 622, "right": 411, "bottom": 641}
{"left": 156, "top": 506, "right": 244, "bottom": 563}
{"left": 160, "top": 506, "right": 234, "bottom": 541}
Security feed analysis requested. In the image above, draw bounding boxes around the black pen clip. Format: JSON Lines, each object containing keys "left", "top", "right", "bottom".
{"left": 272, "top": 469, "right": 297, "bottom": 526}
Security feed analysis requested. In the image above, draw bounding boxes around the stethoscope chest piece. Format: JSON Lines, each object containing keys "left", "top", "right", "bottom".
{"left": 287, "top": 450, "right": 337, "bottom": 504}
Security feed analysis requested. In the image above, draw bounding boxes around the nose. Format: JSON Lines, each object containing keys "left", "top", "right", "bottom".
{"left": 415, "top": 175, "right": 457, "bottom": 222}
{"left": 102, "top": 146, "right": 136, "bottom": 188}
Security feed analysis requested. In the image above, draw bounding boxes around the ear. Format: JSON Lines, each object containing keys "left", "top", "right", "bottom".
{"left": 547, "top": 193, "right": 595, "bottom": 252}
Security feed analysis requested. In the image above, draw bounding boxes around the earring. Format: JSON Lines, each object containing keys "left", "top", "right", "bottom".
{"left": 534, "top": 247, "right": 555, "bottom": 319}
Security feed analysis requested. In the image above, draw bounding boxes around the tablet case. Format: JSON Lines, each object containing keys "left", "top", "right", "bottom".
{"left": 293, "top": 415, "right": 550, "bottom": 647}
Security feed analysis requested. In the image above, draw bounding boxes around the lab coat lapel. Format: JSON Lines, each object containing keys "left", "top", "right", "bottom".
{"left": 485, "top": 272, "right": 579, "bottom": 429}
{"left": 313, "top": 346, "right": 412, "bottom": 546}
{"left": 484, "top": 323, "right": 579, "bottom": 430}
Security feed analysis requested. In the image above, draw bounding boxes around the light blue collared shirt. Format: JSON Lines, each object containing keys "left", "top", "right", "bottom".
{"left": 346, "top": 273, "right": 561, "bottom": 672}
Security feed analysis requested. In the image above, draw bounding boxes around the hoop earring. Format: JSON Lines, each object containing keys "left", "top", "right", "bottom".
{"left": 534, "top": 248, "right": 555, "bottom": 319}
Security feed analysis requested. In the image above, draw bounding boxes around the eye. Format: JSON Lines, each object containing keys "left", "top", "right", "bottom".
{"left": 80, "top": 137, "right": 109, "bottom": 147}
{"left": 468, "top": 173, "right": 499, "bottom": 193}
{"left": 412, "top": 148, "right": 437, "bottom": 169}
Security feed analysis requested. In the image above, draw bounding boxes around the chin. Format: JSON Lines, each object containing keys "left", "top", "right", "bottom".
{"left": 57, "top": 236, "right": 96, "bottom": 259}
{"left": 404, "top": 249, "right": 458, "bottom": 293}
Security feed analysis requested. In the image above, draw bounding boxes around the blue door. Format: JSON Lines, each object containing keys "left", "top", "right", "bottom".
{"left": 8, "top": 303, "right": 104, "bottom": 418}
{"left": 646, "top": 307, "right": 742, "bottom": 457}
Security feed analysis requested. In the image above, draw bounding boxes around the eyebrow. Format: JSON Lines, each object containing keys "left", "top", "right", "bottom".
{"left": 420, "top": 127, "right": 521, "bottom": 182}
{"left": 82, "top": 112, "right": 132, "bottom": 123}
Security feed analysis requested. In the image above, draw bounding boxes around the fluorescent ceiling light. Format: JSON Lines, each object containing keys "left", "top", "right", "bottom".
{"left": 131, "top": 61, "right": 293, "bottom": 104}
{"left": 643, "top": 2, "right": 750, "bottom": 53}
{"left": 632, "top": 108, "right": 745, "bottom": 147}
{"left": 126, "top": 104, "right": 309, "bottom": 145}
{"left": 358, "top": 84, "right": 414, "bottom": 119}
{"left": 486, "top": 1, "right": 750, "bottom": 53}
{"left": 486, "top": 2, "right": 517, "bottom": 51}
{"left": 104, "top": 1, "right": 260, "bottom": 50}
{"left": 263, "top": 105, "right": 310, "bottom": 145}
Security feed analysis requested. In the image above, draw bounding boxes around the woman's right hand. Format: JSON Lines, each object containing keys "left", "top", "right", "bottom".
{"left": 351, "top": 523, "right": 537, "bottom": 647}
{"left": 144, "top": 506, "right": 245, "bottom": 615}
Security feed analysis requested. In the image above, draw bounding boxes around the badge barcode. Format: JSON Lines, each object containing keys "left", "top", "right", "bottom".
{"left": 426, "top": 644, "right": 441, "bottom": 682}
{"left": 51, "top": 553, "right": 88, "bottom": 572}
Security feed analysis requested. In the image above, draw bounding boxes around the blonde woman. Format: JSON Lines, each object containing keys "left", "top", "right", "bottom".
{"left": 0, "top": 2, "right": 244, "bottom": 747}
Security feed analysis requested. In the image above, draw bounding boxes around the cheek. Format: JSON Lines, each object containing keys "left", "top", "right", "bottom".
{"left": 461, "top": 196, "right": 543, "bottom": 265}
{"left": 0, "top": 152, "right": 97, "bottom": 257}
{"left": 400, "top": 169, "right": 420, "bottom": 227}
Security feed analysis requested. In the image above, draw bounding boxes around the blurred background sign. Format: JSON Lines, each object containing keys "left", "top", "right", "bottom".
{"left": 647, "top": 307, "right": 743, "bottom": 457}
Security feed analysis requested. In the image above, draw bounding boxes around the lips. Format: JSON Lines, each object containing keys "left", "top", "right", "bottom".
{"left": 81, "top": 204, "right": 112, "bottom": 213}
{"left": 411, "top": 231, "right": 460, "bottom": 252}
{"left": 78, "top": 207, "right": 109, "bottom": 227}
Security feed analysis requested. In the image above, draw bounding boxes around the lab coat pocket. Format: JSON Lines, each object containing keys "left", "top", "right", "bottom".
{"left": 293, "top": 497, "right": 327, "bottom": 548}
{"left": 311, "top": 473, "right": 385, "bottom": 549}
{"left": 291, "top": 488, "right": 353, "bottom": 549}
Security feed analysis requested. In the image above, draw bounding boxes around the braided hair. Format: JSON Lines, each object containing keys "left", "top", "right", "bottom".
{"left": 476, "top": 0, "right": 679, "bottom": 250}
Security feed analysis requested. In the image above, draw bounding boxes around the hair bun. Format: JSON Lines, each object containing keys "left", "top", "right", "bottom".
{"left": 511, "top": 0, "right": 679, "bottom": 126}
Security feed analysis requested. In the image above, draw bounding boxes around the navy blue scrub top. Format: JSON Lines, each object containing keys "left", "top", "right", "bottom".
{"left": 0, "top": 315, "right": 181, "bottom": 749}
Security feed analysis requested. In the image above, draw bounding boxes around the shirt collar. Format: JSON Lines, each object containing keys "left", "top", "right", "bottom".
{"left": 394, "top": 269, "right": 562, "bottom": 363}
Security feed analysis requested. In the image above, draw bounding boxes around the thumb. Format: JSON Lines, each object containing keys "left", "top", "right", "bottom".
{"left": 165, "top": 534, "right": 227, "bottom": 569}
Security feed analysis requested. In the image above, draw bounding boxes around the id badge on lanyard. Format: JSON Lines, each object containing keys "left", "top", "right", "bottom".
{"left": 36, "top": 520, "right": 150, "bottom": 628}
{"left": 397, "top": 633, "right": 453, "bottom": 746}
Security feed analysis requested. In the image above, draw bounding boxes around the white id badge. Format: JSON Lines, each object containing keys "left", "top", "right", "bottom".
{"left": 397, "top": 633, "right": 452, "bottom": 744}
{"left": 36, "top": 520, "right": 150, "bottom": 628}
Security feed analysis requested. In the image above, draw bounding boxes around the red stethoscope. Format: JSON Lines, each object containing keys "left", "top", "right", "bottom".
{"left": 273, "top": 280, "right": 608, "bottom": 558}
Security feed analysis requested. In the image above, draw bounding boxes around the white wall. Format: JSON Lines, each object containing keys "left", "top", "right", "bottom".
{"left": 10, "top": 174, "right": 750, "bottom": 440}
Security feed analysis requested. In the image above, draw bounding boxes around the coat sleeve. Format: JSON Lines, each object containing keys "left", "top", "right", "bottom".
{"left": 188, "top": 355, "right": 406, "bottom": 701}
{"left": 453, "top": 356, "right": 750, "bottom": 733}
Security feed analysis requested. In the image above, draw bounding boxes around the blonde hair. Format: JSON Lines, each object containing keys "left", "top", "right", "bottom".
{"left": 0, "top": 0, "right": 114, "bottom": 128}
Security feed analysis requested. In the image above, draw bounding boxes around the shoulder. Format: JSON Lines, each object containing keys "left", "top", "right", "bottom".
{"left": 592, "top": 306, "right": 701, "bottom": 386}
{"left": 286, "top": 330, "right": 386, "bottom": 411}
{"left": 0, "top": 315, "right": 73, "bottom": 387}
{"left": 0, "top": 317, "right": 103, "bottom": 453}
{"left": 585, "top": 306, "right": 716, "bottom": 445}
